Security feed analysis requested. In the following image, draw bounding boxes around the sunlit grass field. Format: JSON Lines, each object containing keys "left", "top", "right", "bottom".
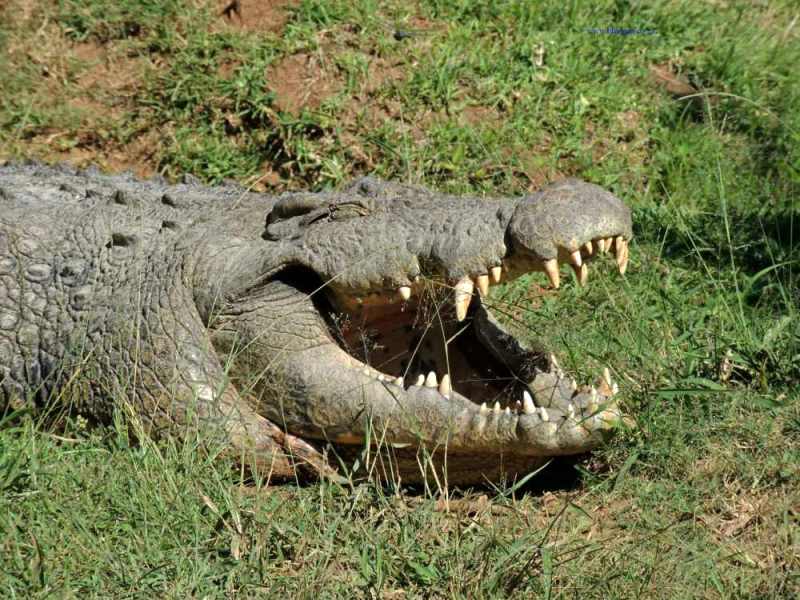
{"left": 1, "top": 1, "right": 798, "bottom": 597}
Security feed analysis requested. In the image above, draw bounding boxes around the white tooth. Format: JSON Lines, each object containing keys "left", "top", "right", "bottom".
{"left": 416, "top": 374, "right": 425, "bottom": 386}
{"left": 398, "top": 286, "right": 411, "bottom": 301}
{"left": 539, "top": 406, "right": 549, "bottom": 421}
{"left": 490, "top": 265, "right": 502, "bottom": 283}
{"left": 505, "top": 406, "right": 511, "bottom": 416}
{"left": 570, "top": 262, "right": 588, "bottom": 286}
{"left": 570, "top": 250, "right": 582, "bottom": 267}
{"left": 616, "top": 239, "right": 629, "bottom": 275}
{"left": 614, "top": 236, "right": 624, "bottom": 255}
{"left": 597, "top": 238, "right": 607, "bottom": 253}
{"left": 425, "top": 371, "right": 438, "bottom": 388}
{"left": 438, "top": 373, "right": 451, "bottom": 397}
{"left": 605, "top": 237, "right": 613, "bottom": 252}
{"left": 603, "top": 367, "right": 612, "bottom": 386}
{"left": 362, "top": 367, "right": 371, "bottom": 376}
{"left": 612, "top": 382, "right": 619, "bottom": 395}
{"left": 544, "top": 258, "right": 561, "bottom": 289}
{"left": 583, "top": 240, "right": 593, "bottom": 255}
{"left": 515, "top": 400, "right": 522, "bottom": 413}
{"left": 476, "top": 274, "right": 490, "bottom": 296}
{"left": 493, "top": 401, "right": 501, "bottom": 413}
{"left": 454, "top": 276, "right": 474, "bottom": 322}
{"left": 549, "top": 354, "right": 561, "bottom": 372}
{"left": 377, "top": 373, "right": 385, "bottom": 381}
{"left": 543, "top": 258, "right": 560, "bottom": 289}
{"left": 567, "top": 404, "right": 575, "bottom": 419}
{"left": 590, "top": 387, "right": 599, "bottom": 402}
{"left": 480, "top": 402, "right": 489, "bottom": 414}
{"left": 570, "top": 378, "right": 577, "bottom": 391}
{"left": 394, "top": 376, "right": 404, "bottom": 386}
{"left": 523, "top": 390, "right": 535, "bottom": 414}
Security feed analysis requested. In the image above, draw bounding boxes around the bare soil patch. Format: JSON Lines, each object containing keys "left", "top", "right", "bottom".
{"left": 266, "top": 52, "right": 342, "bottom": 116}
{"left": 217, "top": 0, "right": 298, "bottom": 34}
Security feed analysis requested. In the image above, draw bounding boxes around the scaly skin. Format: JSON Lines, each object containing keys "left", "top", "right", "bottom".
{"left": 0, "top": 162, "right": 632, "bottom": 485}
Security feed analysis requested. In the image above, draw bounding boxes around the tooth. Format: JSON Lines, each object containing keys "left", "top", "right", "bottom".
{"left": 454, "top": 276, "right": 474, "bottom": 322}
{"left": 549, "top": 354, "right": 561, "bottom": 372}
{"left": 583, "top": 240, "right": 593, "bottom": 255}
{"left": 377, "top": 373, "right": 385, "bottom": 381}
{"left": 570, "top": 378, "right": 577, "bottom": 392}
{"left": 612, "top": 382, "right": 619, "bottom": 395}
{"left": 616, "top": 239, "right": 629, "bottom": 274}
{"left": 490, "top": 265, "right": 502, "bottom": 283}
{"left": 543, "top": 258, "right": 560, "bottom": 289}
{"left": 438, "top": 373, "right": 451, "bottom": 397}
{"left": 515, "top": 400, "right": 522, "bottom": 413}
{"left": 605, "top": 237, "right": 613, "bottom": 252}
{"left": 603, "top": 368, "right": 612, "bottom": 386}
{"left": 425, "top": 371, "right": 438, "bottom": 388}
{"left": 590, "top": 387, "right": 599, "bottom": 402}
{"left": 416, "top": 374, "right": 425, "bottom": 386}
{"left": 398, "top": 286, "right": 411, "bottom": 301}
{"left": 493, "top": 401, "right": 501, "bottom": 413}
{"left": 570, "top": 262, "right": 588, "bottom": 286}
{"left": 597, "top": 238, "right": 607, "bottom": 253}
{"left": 523, "top": 391, "right": 535, "bottom": 414}
{"left": 480, "top": 402, "right": 489, "bottom": 414}
{"left": 570, "top": 250, "right": 583, "bottom": 267}
{"left": 362, "top": 367, "right": 371, "bottom": 376}
{"left": 539, "top": 406, "right": 549, "bottom": 421}
{"left": 394, "top": 376, "right": 404, "bottom": 386}
{"left": 476, "top": 274, "right": 490, "bottom": 296}
{"left": 504, "top": 406, "right": 511, "bottom": 416}
{"left": 567, "top": 404, "right": 575, "bottom": 419}
{"left": 614, "top": 236, "right": 624, "bottom": 255}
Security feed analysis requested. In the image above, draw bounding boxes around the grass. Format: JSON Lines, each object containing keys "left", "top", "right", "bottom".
{"left": 1, "top": 0, "right": 799, "bottom": 597}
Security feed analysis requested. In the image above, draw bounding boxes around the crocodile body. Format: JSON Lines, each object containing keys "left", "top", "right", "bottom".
{"left": 0, "top": 162, "right": 632, "bottom": 485}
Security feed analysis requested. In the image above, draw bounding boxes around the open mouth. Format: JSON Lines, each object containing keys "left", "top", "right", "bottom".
{"left": 321, "top": 235, "right": 628, "bottom": 423}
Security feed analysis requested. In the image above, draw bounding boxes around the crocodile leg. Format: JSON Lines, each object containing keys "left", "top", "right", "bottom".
{"left": 122, "top": 282, "right": 334, "bottom": 482}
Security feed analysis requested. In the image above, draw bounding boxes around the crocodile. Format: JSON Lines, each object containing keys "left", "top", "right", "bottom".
{"left": 0, "top": 162, "right": 632, "bottom": 485}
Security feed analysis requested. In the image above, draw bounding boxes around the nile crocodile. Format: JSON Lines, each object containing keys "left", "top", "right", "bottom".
{"left": 0, "top": 162, "right": 632, "bottom": 485}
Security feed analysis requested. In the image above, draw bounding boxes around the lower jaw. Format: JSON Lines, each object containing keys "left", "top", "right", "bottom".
{"left": 328, "top": 442, "right": 557, "bottom": 486}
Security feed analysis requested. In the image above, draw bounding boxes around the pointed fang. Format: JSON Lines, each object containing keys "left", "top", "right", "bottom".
{"left": 454, "top": 276, "right": 474, "bottom": 322}
{"left": 480, "top": 402, "right": 489, "bottom": 414}
{"left": 439, "top": 373, "right": 451, "bottom": 397}
{"left": 493, "top": 401, "right": 501, "bottom": 413}
{"left": 416, "top": 374, "right": 425, "bottom": 386}
{"left": 476, "top": 274, "right": 490, "bottom": 296}
{"left": 539, "top": 406, "right": 549, "bottom": 421}
{"left": 571, "top": 262, "right": 588, "bottom": 286}
{"left": 490, "top": 265, "right": 502, "bottom": 283}
{"left": 570, "top": 250, "right": 583, "bottom": 268}
{"left": 425, "top": 371, "right": 438, "bottom": 388}
{"left": 523, "top": 390, "right": 535, "bottom": 414}
{"left": 398, "top": 286, "right": 411, "bottom": 301}
{"left": 543, "top": 258, "right": 560, "bottom": 289}
{"left": 394, "top": 376, "right": 404, "bottom": 386}
{"left": 583, "top": 240, "right": 593, "bottom": 255}
{"left": 597, "top": 238, "right": 607, "bottom": 253}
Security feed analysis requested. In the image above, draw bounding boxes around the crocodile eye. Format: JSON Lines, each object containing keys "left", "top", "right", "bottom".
{"left": 328, "top": 200, "right": 373, "bottom": 221}
{"left": 263, "top": 196, "right": 374, "bottom": 240}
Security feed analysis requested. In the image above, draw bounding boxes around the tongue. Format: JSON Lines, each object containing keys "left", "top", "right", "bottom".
{"left": 471, "top": 296, "right": 548, "bottom": 382}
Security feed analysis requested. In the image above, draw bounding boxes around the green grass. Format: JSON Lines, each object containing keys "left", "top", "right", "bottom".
{"left": 1, "top": 0, "right": 799, "bottom": 597}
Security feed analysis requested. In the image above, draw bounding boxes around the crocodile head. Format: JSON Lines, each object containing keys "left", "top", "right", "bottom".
{"left": 211, "top": 177, "right": 632, "bottom": 485}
